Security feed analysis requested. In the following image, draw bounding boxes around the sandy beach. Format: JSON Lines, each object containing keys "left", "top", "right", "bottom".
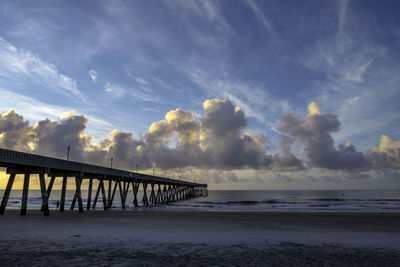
{"left": 0, "top": 210, "right": 399, "bottom": 266}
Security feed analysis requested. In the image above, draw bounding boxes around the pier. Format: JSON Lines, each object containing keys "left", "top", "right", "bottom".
{"left": 0, "top": 148, "right": 208, "bottom": 216}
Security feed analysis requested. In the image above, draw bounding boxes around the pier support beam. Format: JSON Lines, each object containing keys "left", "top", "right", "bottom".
{"left": 92, "top": 180, "right": 101, "bottom": 209}
{"left": 41, "top": 176, "right": 55, "bottom": 212}
{"left": 118, "top": 181, "right": 125, "bottom": 209}
{"left": 149, "top": 183, "right": 155, "bottom": 205}
{"left": 60, "top": 176, "right": 67, "bottom": 212}
{"left": 75, "top": 176, "right": 83, "bottom": 212}
{"left": 163, "top": 185, "right": 168, "bottom": 203}
{"left": 87, "top": 178, "right": 93, "bottom": 210}
{"left": 92, "top": 179, "right": 108, "bottom": 210}
{"left": 123, "top": 181, "right": 130, "bottom": 207}
{"left": 124, "top": 181, "right": 130, "bottom": 203}
{"left": 39, "top": 173, "right": 50, "bottom": 216}
{"left": 70, "top": 178, "right": 83, "bottom": 211}
{"left": 100, "top": 180, "right": 108, "bottom": 210}
{"left": 107, "top": 179, "right": 112, "bottom": 205}
{"left": 156, "top": 184, "right": 162, "bottom": 205}
{"left": 108, "top": 180, "right": 118, "bottom": 208}
{"left": 47, "top": 176, "right": 55, "bottom": 198}
{"left": 142, "top": 183, "right": 149, "bottom": 206}
{"left": 20, "top": 173, "right": 30, "bottom": 216}
{"left": 133, "top": 181, "right": 139, "bottom": 207}
{"left": 0, "top": 173, "right": 16, "bottom": 215}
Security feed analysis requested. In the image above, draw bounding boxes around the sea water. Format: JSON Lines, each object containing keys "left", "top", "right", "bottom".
{"left": 173, "top": 190, "right": 400, "bottom": 212}
{"left": 1, "top": 189, "right": 400, "bottom": 212}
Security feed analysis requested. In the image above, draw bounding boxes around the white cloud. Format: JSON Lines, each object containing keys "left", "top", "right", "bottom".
{"left": 0, "top": 36, "right": 86, "bottom": 103}
{"left": 89, "top": 70, "right": 97, "bottom": 82}
{"left": 135, "top": 77, "right": 148, "bottom": 85}
{"left": 7, "top": 17, "right": 61, "bottom": 42}
{"left": 104, "top": 82, "right": 156, "bottom": 102}
{"left": 168, "top": 0, "right": 233, "bottom": 33}
{"left": 244, "top": 0, "right": 276, "bottom": 38}
{"left": 294, "top": 2, "right": 398, "bottom": 148}
{"left": 180, "top": 63, "right": 290, "bottom": 130}
{"left": 105, "top": 82, "right": 126, "bottom": 98}
{"left": 0, "top": 87, "right": 69, "bottom": 121}
{"left": 337, "top": 0, "right": 351, "bottom": 38}
{"left": 0, "top": 87, "right": 112, "bottom": 139}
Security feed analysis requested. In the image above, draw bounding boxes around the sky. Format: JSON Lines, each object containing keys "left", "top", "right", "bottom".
{"left": 0, "top": 0, "right": 399, "bottom": 190}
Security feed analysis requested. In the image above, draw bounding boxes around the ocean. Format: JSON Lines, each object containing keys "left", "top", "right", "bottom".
{"left": 1, "top": 189, "right": 400, "bottom": 212}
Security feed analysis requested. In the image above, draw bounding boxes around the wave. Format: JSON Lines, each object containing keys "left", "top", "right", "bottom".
{"left": 196, "top": 199, "right": 293, "bottom": 205}
{"left": 309, "top": 198, "right": 400, "bottom": 202}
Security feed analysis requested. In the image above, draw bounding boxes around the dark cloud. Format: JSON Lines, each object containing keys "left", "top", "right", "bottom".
{"left": 274, "top": 173, "right": 293, "bottom": 182}
{"left": 198, "top": 99, "right": 273, "bottom": 169}
{"left": 269, "top": 135, "right": 304, "bottom": 171}
{"left": 225, "top": 172, "right": 240, "bottom": 182}
{"left": 33, "top": 113, "right": 91, "bottom": 161}
{"left": 0, "top": 110, "right": 33, "bottom": 151}
{"left": 280, "top": 102, "right": 369, "bottom": 170}
{"left": 367, "top": 135, "right": 400, "bottom": 169}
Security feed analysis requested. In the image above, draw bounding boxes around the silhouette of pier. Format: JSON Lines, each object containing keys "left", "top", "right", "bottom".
{"left": 0, "top": 148, "right": 208, "bottom": 216}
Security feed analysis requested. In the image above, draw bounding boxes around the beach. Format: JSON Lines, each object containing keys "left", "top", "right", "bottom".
{"left": 0, "top": 210, "right": 399, "bottom": 266}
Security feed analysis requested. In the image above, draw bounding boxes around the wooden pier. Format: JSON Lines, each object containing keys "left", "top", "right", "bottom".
{"left": 0, "top": 148, "right": 208, "bottom": 216}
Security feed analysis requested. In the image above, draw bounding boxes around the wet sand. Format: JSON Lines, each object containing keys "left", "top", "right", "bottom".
{"left": 0, "top": 210, "right": 399, "bottom": 266}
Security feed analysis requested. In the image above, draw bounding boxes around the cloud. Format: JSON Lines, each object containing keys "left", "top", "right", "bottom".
{"left": 105, "top": 82, "right": 126, "bottom": 98}
{"left": 368, "top": 135, "right": 400, "bottom": 169}
{"left": 182, "top": 64, "right": 290, "bottom": 126}
{"left": 0, "top": 110, "right": 33, "bottom": 152}
{"left": 244, "top": 0, "right": 275, "bottom": 37}
{"left": 280, "top": 102, "right": 400, "bottom": 171}
{"left": 2, "top": 99, "right": 399, "bottom": 176}
{"left": 116, "top": 99, "right": 301, "bottom": 171}
{"left": 337, "top": 0, "right": 351, "bottom": 37}
{"left": 104, "top": 81, "right": 157, "bottom": 102}
{"left": 0, "top": 87, "right": 113, "bottom": 142}
{"left": 0, "top": 36, "right": 86, "bottom": 103}
{"left": 167, "top": 0, "right": 234, "bottom": 36}
{"left": 32, "top": 112, "right": 92, "bottom": 161}
{"left": 307, "top": 101, "right": 321, "bottom": 115}
{"left": 280, "top": 102, "right": 369, "bottom": 170}
{"left": 89, "top": 70, "right": 97, "bottom": 82}
{"left": 0, "top": 99, "right": 303, "bottom": 172}
{"left": 135, "top": 77, "right": 148, "bottom": 85}
{"left": 269, "top": 135, "right": 304, "bottom": 171}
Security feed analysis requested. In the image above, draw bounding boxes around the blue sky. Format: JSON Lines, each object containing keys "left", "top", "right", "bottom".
{"left": 1, "top": 0, "right": 400, "bottom": 189}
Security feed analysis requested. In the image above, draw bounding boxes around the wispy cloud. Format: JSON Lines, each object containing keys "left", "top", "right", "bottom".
{"left": 105, "top": 82, "right": 126, "bottom": 98}
{"left": 135, "top": 77, "right": 148, "bottom": 85}
{"left": 0, "top": 36, "right": 86, "bottom": 103}
{"left": 6, "top": 17, "right": 61, "bottom": 43}
{"left": 167, "top": 0, "right": 234, "bottom": 35}
{"left": 105, "top": 81, "right": 157, "bottom": 102}
{"left": 337, "top": 0, "right": 351, "bottom": 38}
{"left": 89, "top": 70, "right": 97, "bottom": 82}
{"left": 180, "top": 62, "right": 290, "bottom": 132}
{"left": 293, "top": 2, "right": 398, "bottom": 148}
{"left": 165, "top": 0, "right": 235, "bottom": 50}
{"left": 0, "top": 87, "right": 112, "bottom": 137}
{"left": 244, "top": 0, "right": 276, "bottom": 38}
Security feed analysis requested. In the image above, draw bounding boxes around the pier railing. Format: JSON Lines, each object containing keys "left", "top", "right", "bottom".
{"left": 0, "top": 148, "right": 208, "bottom": 216}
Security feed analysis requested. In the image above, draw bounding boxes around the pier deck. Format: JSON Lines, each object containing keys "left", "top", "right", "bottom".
{"left": 0, "top": 148, "right": 207, "bottom": 215}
